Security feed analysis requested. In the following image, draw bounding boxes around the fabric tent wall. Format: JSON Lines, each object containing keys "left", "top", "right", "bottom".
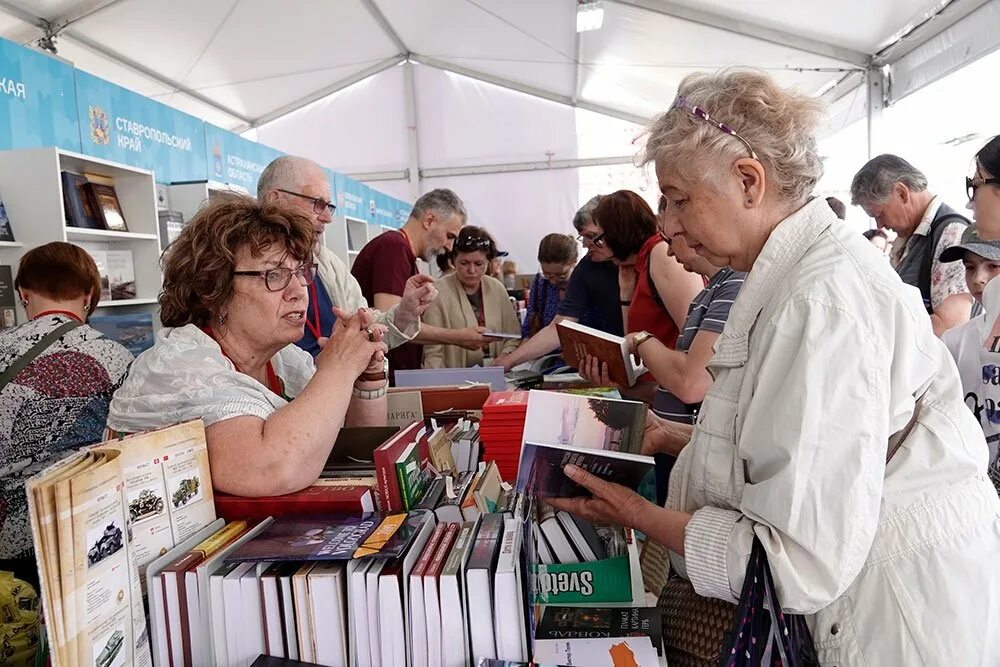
{"left": 256, "top": 61, "right": 585, "bottom": 269}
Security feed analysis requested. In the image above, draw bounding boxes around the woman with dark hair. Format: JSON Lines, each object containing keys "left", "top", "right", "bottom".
{"left": 521, "top": 233, "right": 579, "bottom": 338}
{"left": 108, "top": 194, "right": 389, "bottom": 497}
{"left": 969, "top": 135, "right": 1000, "bottom": 240}
{"left": 862, "top": 227, "right": 889, "bottom": 253}
{"left": 422, "top": 226, "right": 520, "bottom": 367}
{"left": 0, "top": 242, "right": 133, "bottom": 581}
{"left": 591, "top": 190, "right": 702, "bottom": 348}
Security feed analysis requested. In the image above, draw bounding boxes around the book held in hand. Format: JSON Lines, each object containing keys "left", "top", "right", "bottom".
{"left": 557, "top": 320, "right": 647, "bottom": 387}
{"left": 515, "top": 390, "right": 654, "bottom": 497}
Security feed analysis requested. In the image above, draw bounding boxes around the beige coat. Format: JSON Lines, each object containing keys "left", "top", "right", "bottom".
{"left": 422, "top": 273, "right": 521, "bottom": 368}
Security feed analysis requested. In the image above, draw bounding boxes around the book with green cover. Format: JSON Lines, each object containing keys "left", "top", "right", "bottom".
{"left": 394, "top": 441, "right": 427, "bottom": 510}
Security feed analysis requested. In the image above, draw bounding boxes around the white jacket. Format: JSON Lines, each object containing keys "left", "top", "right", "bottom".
{"left": 314, "top": 243, "right": 419, "bottom": 350}
{"left": 667, "top": 198, "right": 1000, "bottom": 665}
{"left": 943, "top": 278, "right": 1000, "bottom": 479}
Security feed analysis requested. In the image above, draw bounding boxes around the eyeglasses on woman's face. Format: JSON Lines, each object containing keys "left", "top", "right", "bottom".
{"left": 232, "top": 263, "right": 318, "bottom": 292}
{"left": 968, "top": 176, "right": 1000, "bottom": 201}
{"left": 577, "top": 231, "right": 605, "bottom": 248}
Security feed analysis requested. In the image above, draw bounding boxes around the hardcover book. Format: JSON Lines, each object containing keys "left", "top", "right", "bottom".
{"left": 214, "top": 482, "right": 375, "bottom": 522}
{"left": 86, "top": 182, "right": 128, "bottom": 232}
{"left": 0, "top": 265, "right": 16, "bottom": 329}
{"left": 224, "top": 511, "right": 427, "bottom": 562}
{"left": 105, "top": 250, "right": 136, "bottom": 300}
{"left": 61, "top": 171, "right": 104, "bottom": 230}
{"left": 372, "top": 422, "right": 425, "bottom": 512}
{"left": 88, "top": 313, "right": 153, "bottom": 355}
{"left": 556, "top": 320, "right": 647, "bottom": 387}
{"left": 535, "top": 606, "right": 663, "bottom": 657}
{"left": 323, "top": 426, "right": 400, "bottom": 477}
{"left": 532, "top": 636, "right": 659, "bottom": 666}
{"left": 515, "top": 390, "right": 653, "bottom": 497}
{"left": 0, "top": 191, "right": 14, "bottom": 242}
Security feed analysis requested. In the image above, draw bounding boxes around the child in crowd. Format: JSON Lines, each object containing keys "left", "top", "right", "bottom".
{"left": 940, "top": 226, "right": 1000, "bottom": 490}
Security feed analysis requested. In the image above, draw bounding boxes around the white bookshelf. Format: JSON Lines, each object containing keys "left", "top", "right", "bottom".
{"left": 324, "top": 215, "right": 372, "bottom": 268}
{"left": 0, "top": 147, "right": 163, "bottom": 325}
{"left": 167, "top": 181, "right": 250, "bottom": 225}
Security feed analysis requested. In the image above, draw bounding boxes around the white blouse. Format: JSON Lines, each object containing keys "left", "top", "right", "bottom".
{"left": 107, "top": 324, "right": 315, "bottom": 433}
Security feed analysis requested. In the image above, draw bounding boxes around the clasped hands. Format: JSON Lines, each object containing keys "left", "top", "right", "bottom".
{"left": 316, "top": 306, "right": 389, "bottom": 378}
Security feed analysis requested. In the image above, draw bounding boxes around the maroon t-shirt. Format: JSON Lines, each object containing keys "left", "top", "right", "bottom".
{"left": 351, "top": 230, "right": 421, "bottom": 383}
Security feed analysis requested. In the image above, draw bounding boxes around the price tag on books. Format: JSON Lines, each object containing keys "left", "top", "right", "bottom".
{"left": 445, "top": 475, "right": 457, "bottom": 499}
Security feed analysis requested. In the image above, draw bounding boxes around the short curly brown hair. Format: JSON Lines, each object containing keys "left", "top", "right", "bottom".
{"left": 159, "top": 193, "right": 315, "bottom": 328}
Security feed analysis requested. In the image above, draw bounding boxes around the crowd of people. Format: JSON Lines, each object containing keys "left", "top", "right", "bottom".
{"left": 2, "top": 67, "right": 1000, "bottom": 664}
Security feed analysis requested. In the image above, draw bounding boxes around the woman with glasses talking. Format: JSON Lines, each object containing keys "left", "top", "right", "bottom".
{"left": 422, "top": 226, "right": 521, "bottom": 368}
{"left": 968, "top": 135, "right": 1000, "bottom": 240}
{"left": 108, "top": 195, "right": 389, "bottom": 497}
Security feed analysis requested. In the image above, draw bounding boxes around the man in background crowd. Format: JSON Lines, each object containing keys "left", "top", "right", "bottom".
{"left": 351, "top": 188, "right": 494, "bottom": 383}
{"left": 258, "top": 156, "right": 435, "bottom": 357}
{"left": 851, "top": 154, "right": 974, "bottom": 335}
{"left": 494, "top": 195, "right": 623, "bottom": 371}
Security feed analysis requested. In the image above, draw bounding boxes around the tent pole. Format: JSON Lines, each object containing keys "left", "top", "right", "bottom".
{"left": 866, "top": 67, "right": 886, "bottom": 159}
{"left": 403, "top": 61, "right": 422, "bottom": 201}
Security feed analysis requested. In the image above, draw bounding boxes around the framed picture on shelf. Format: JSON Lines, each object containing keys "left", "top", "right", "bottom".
{"left": 88, "top": 183, "right": 128, "bottom": 232}
{"left": 61, "top": 172, "right": 105, "bottom": 230}
{"left": 0, "top": 192, "right": 14, "bottom": 242}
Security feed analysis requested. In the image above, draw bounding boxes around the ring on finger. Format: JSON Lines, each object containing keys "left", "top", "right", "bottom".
{"left": 365, "top": 326, "right": 376, "bottom": 342}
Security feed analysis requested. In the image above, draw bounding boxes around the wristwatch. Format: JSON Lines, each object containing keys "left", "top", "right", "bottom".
{"left": 359, "top": 358, "right": 389, "bottom": 383}
{"left": 631, "top": 331, "right": 655, "bottom": 352}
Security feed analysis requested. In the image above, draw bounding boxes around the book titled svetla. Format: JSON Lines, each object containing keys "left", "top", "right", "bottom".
{"left": 515, "top": 390, "right": 654, "bottom": 497}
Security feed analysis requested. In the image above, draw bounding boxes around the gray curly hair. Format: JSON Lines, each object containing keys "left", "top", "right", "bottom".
{"left": 639, "top": 69, "right": 826, "bottom": 204}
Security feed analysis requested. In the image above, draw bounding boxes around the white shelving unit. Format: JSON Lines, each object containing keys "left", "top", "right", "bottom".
{"left": 324, "top": 215, "right": 372, "bottom": 269}
{"left": 167, "top": 181, "right": 251, "bottom": 225}
{"left": 0, "top": 147, "right": 163, "bottom": 325}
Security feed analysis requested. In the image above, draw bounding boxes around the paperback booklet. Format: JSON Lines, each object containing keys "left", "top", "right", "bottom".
{"left": 515, "top": 391, "right": 654, "bottom": 497}
{"left": 556, "top": 320, "right": 647, "bottom": 387}
{"left": 532, "top": 636, "right": 659, "bottom": 666}
{"left": 105, "top": 250, "right": 136, "bottom": 300}
{"left": 26, "top": 420, "right": 216, "bottom": 667}
{"left": 535, "top": 606, "right": 663, "bottom": 656}
{"left": 0, "top": 265, "right": 16, "bottom": 329}
{"left": 224, "top": 511, "right": 429, "bottom": 562}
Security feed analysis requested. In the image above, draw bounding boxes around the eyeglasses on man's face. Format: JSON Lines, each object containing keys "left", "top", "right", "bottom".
{"left": 967, "top": 176, "right": 1000, "bottom": 201}
{"left": 278, "top": 189, "right": 337, "bottom": 216}
{"left": 232, "top": 263, "right": 318, "bottom": 292}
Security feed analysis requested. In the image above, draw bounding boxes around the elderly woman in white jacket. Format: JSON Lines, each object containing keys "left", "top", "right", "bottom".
{"left": 552, "top": 70, "right": 1000, "bottom": 665}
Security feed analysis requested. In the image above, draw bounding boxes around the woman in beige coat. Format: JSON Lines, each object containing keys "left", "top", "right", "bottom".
{"left": 422, "top": 226, "right": 521, "bottom": 368}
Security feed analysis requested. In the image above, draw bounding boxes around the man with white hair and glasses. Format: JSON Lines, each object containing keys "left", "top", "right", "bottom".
{"left": 258, "top": 156, "right": 437, "bottom": 359}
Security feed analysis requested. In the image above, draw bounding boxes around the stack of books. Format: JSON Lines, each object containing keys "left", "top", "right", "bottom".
{"left": 25, "top": 421, "right": 217, "bottom": 667}
{"left": 479, "top": 391, "right": 529, "bottom": 480}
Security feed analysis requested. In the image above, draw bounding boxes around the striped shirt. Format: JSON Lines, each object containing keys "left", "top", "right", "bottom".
{"left": 652, "top": 267, "right": 746, "bottom": 423}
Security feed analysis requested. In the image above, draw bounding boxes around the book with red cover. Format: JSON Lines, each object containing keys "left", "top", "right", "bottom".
{"left": 390, "top": 385, "right": 492, "bottom": 413}
{"left": 373, "top": 422, "right": 424, "bottom": 512}
{"left": 556, "top": 320, "right": 647, "bottom": 387}
{"left": 483, "top": 390, "right": 529, "bottom": 413}
{"left": 214, "top": 483, "right": 375, "bottom": 521}
{"left": 425, "top": 522, "right": 460, "bottom": 580}
{"left": 412, "top": 522, "right": 448, "bottom": 579}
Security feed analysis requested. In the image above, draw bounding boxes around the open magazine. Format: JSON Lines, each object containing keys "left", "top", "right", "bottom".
{"left": 26, "top": 420, "right": 216, "bottom": 667}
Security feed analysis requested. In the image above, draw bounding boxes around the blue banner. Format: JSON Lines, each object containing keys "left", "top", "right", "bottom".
{"left": 75, "top": 69, "right": 206, "bottom": 182}
{"left": 204, "top": 123, "right": 284, "bottom": 193}
{"left": 392, "top": 197, "right": 412, "bottom": 228}
{"left": 372, "top": 191, "right": 397, "bottom": 228}
{"left": 335, "top": 172, "right": 372, "bottom": 223}
{"left": 0, "top": 37, "right": 80, "bottom": 152}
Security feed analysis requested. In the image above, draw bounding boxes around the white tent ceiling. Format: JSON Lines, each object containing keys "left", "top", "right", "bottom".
{"left": 1, "top": 0, "right": 995, "bottom": 133}
{"left": 2, "top": 0, "right": 998, "bottom": 266}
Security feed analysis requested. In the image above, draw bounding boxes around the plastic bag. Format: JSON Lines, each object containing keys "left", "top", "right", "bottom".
{"left": 0, "top": 571, "right": 40, "bottom": 667}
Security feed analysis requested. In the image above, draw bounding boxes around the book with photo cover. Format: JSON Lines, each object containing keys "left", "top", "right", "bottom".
{"left": 104, "top": 250, "right": 136, "bottom": 300}
{"left": 0, "top": 265, "right": 16, "bottom": 329}
{"left": 61, "top": 171, "right": 105, "bottom": 230}
{"left": 515, "top": 390, "right": 653, "bottom": 497}
{"left": 556, "top": 320, "right": 647, "bottom": 387}
{"left": 87, "top": 182, "right": 128, "bottom": 232}
{"left": 535, "top": 606, "right": 663, "bottom": 656}
{"left": 0, "top": 191, "right": 14, "bottom": 242}
{"left": 88, "top": 313, "right": 153, "bottom": 356}
{"left": 224, "top": 511, "right": 429, "bottom": 563}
